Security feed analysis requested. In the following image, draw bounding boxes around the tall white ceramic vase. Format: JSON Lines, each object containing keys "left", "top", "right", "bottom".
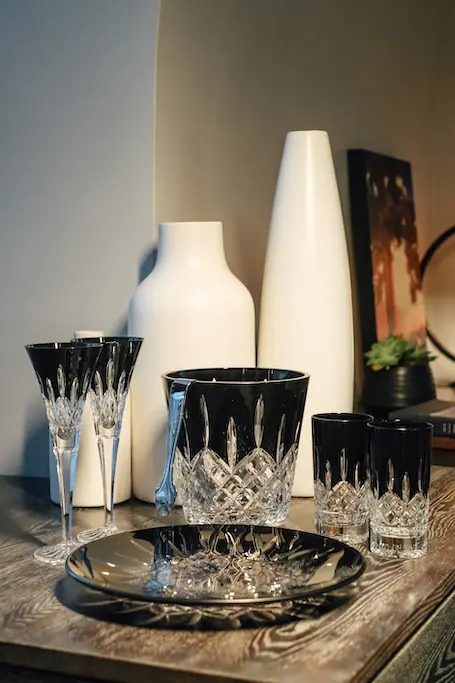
{"left": 49, "top": 329, "right": 132, "bottom": 507}
{"left": 258, "top": 131, "right": 354, "bottom": 497}
{"left": 128, "top": 221, "right": 256, "bottom": 503}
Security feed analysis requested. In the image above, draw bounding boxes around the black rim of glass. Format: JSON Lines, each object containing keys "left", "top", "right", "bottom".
{"left": 163, "top": 368, "right": 309, "bottom": 385}
{"left": 73, "top": 336, "right": 143, "bottom": 344}
{"left": 367, "top": 419, "right": 433, "bottom": 432}
{"left": 313, "top": 413, "right": 373, "bottom": 423}
{"left": 26, "top": 342, "right": 103, "bottom": 350}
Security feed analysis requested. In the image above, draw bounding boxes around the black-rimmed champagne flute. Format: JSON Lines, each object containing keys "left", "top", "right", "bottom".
{"left": 26, "top": 341, "right": 103, "bottom": 565}
{"left": 76, "top": 336, "right": 142, "bottom": 543}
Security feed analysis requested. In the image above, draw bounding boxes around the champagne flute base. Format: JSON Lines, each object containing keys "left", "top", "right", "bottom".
{"left": 77, "top": 524, "right": 118, "bottom": 544}
{"left": 34, "top": 540, "right": 79, "bottom": 566}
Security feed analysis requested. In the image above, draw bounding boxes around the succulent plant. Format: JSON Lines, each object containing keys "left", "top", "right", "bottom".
{"left": 365, "top": 334, "right": 436, "bottom": 371}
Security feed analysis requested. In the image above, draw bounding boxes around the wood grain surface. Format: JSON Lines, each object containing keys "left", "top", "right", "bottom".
{"left": 0, "top": 468, "right": 455, "bottom": 683}
{"left": 375, "top": 588, "right": 455, "bottom": 683}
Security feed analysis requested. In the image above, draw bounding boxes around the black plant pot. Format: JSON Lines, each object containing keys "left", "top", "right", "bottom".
{"left": 362, "top": 364, "right": 436, "bottom": 418}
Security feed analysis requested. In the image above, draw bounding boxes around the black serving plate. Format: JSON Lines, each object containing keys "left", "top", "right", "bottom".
{"left": 66, "top": 524, "right": 365, "bottom": 608}
{"left": 57, "top": 575, "right": 357, "bottom": 629}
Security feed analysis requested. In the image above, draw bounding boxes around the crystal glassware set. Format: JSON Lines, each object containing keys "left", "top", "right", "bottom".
{"left": 312, "top": 413, "right": 433, "bottom": 559}
{"left": 26, "top": 340, "right": 432, "bottom": 567}
{"left": 65, "top": 367, "right": 367, "bottom": 626}
{"left": 64, "top": 388, "right": 431, "bottom": 628}
{"left": 26, "top": 337, "right": 142, "bottom": 565}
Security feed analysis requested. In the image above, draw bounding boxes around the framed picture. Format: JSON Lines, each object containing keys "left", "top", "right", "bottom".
{"left": 348, "top": 149, "right": 426, "bottom": 355}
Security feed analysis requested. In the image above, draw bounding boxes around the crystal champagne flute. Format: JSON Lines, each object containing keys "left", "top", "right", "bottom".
{"left": 25, "top": 341, "right": 102, "bottom": 564}
{"left": 77, "top": 336, "right": 142, "bottom": 543}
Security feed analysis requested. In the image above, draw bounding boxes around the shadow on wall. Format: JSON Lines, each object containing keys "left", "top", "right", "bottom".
{"left": 139, "top": 246, "right": 157, "bottom": 284}
{"left": 20, "top": 245, "right": 158, "bottom": 478}
{"left": 112, "top": 245, "right": 157, "bottom": 335}
{"left": 21, "top": 403, "right": 50, "bottom": 479}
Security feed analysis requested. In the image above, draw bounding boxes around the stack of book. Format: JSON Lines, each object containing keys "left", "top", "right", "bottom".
{"left": 390, "top": 399, "right": 455, "bottom": 450}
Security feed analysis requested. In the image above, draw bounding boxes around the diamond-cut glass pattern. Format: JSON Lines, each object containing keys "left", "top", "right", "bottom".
{"left": 147, "top": 546, "right": 316, "bottom": 601}
{"left": 43, "top": 365, "right": 90, "bottom": 442}
{"left": 178, "top": 443, "right": 297, "bottom": 524}
{"left": 314, "top": 451, "right": 369, "bottom": 533}
{"left": 314, "top": 479, "right": 369, "bottom": 526}
{"left": 90, "top": 361, "right": 128, "bottom": 435}
{"left": 171, "top": 395, "right": 300, "bottom": 524}
{"left": 137, "top": 527, "right": 353, "bottom": 601}
{"left": 370, "top": 457, "right": 429, "bottom": 540}
{"left": 371, "top": 490, "right": 428, "bottom": 537}
{"left": 175, "top": 395, "right": 299, "bottom": 524}
{"left": 67, "top": 524, "right": 364, "bottom": 614}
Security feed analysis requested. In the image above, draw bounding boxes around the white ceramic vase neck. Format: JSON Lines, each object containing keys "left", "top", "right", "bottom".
{"left": 258, "top": 130, "right": 354, "bottom": 497}
{"left": 154, "top": 221, "right": 227, "bottom": 272}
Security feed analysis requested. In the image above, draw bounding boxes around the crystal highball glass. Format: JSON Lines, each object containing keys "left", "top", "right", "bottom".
{"left": 368, "top": 419, "right": 432, "bottom": 559}
{"left": 155, "top": 368, "right": 310, "bottom": 524}
{"left": 312, "top": 413, "right": 372, "bottom": 543}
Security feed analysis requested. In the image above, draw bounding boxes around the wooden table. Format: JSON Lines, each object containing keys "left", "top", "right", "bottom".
{"left": 1, "top": 467, "right": 455, "bottom": 683}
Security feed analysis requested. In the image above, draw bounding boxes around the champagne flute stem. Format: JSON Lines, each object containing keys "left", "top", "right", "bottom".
{"left": 53, "top": 443, "right": 78, "bottom": 546}
{"left": 96, "top": 437, "right": 109, "bottom": 529}
{"left": 108, "top": 435, "right": 120, "bottom": 529}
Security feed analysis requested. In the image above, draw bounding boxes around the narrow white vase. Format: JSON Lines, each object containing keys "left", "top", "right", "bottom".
{"left": 258, "top": 131, "right": 354, "bottom": 497}
{"left": 128, "top": 221, "right": 256, "bottom": 503}
{"left": 49, "top": 329, "right": 132, "bottom": 507}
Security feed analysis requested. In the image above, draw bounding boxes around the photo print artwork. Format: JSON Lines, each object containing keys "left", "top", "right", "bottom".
{"left": 348, "top": 149, "right": 426, "bottom": 354}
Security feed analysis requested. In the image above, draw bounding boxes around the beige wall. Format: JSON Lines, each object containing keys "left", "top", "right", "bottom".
{"left": 3, "top": 0, "right": 455, "bottom": 477}
{"left": 155, "top": 0, "right": 451, "bottom": 395}
{"left": 0, "top": 0, "right": 160, "bottom": 475}
{"left": 426, "top": 0, "right": 455, "bottom": 384}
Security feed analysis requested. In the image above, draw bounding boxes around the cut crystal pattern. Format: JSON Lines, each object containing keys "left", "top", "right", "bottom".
{"left": 147, "top": 546, "right": 315, "bottom": 601}
{"left": 314, "top": 451, "right": 369, "bottom": 529}
{"left": 131, "top": 528, "right": 351, "bottom": 601}
{"left": 276, "top": 414, "right": 286, "bottom": 465}
{"left": 314, "top": 480, "right": 369, "bottom": 525}
{"left": 370, "top": 453, "right": 430, "bottom": 557}
{"left": 365, "top": 468, "right": 375, "bottom": 509}
{"left": 370, "top": 489, "right": 428, "bottom": 535}
{"left": 90, "top": 360, "right": 128, "bottom": 432}
{"left": 370, "top": 461, "right": 429, "bottom": 538}
{"left": 177, "top": 396, "right": 299, "bottom": 524}
{"left": 43, "top": 365, "right": 90, "bottom": 440}
{"left": 68, "top": 525, "right": 364, "bottom": 608}
{"left": 179, "top": 443, "right": 297, "bottom": 524}
{"left": 76, "top": 594, "right": 341, "bottom": 629}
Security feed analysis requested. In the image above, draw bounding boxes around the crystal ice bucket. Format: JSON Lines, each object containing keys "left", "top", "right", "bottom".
{"left": 155, "top": 368, "right": 309, "bottom": 524}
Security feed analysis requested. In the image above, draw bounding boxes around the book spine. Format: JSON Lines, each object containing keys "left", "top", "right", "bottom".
{"left": 389, "top": 408, "right": 455, "bottom": 439}
{"left": 433, "top": 420, "right": 455, "bottom": 438}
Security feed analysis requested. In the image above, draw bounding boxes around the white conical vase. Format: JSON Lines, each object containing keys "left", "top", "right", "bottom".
{"left": 258, "top": 131, "right": 354, "bottom": 497}
{"left": 128, "top": 221, "right": 256, "bottom": 503}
